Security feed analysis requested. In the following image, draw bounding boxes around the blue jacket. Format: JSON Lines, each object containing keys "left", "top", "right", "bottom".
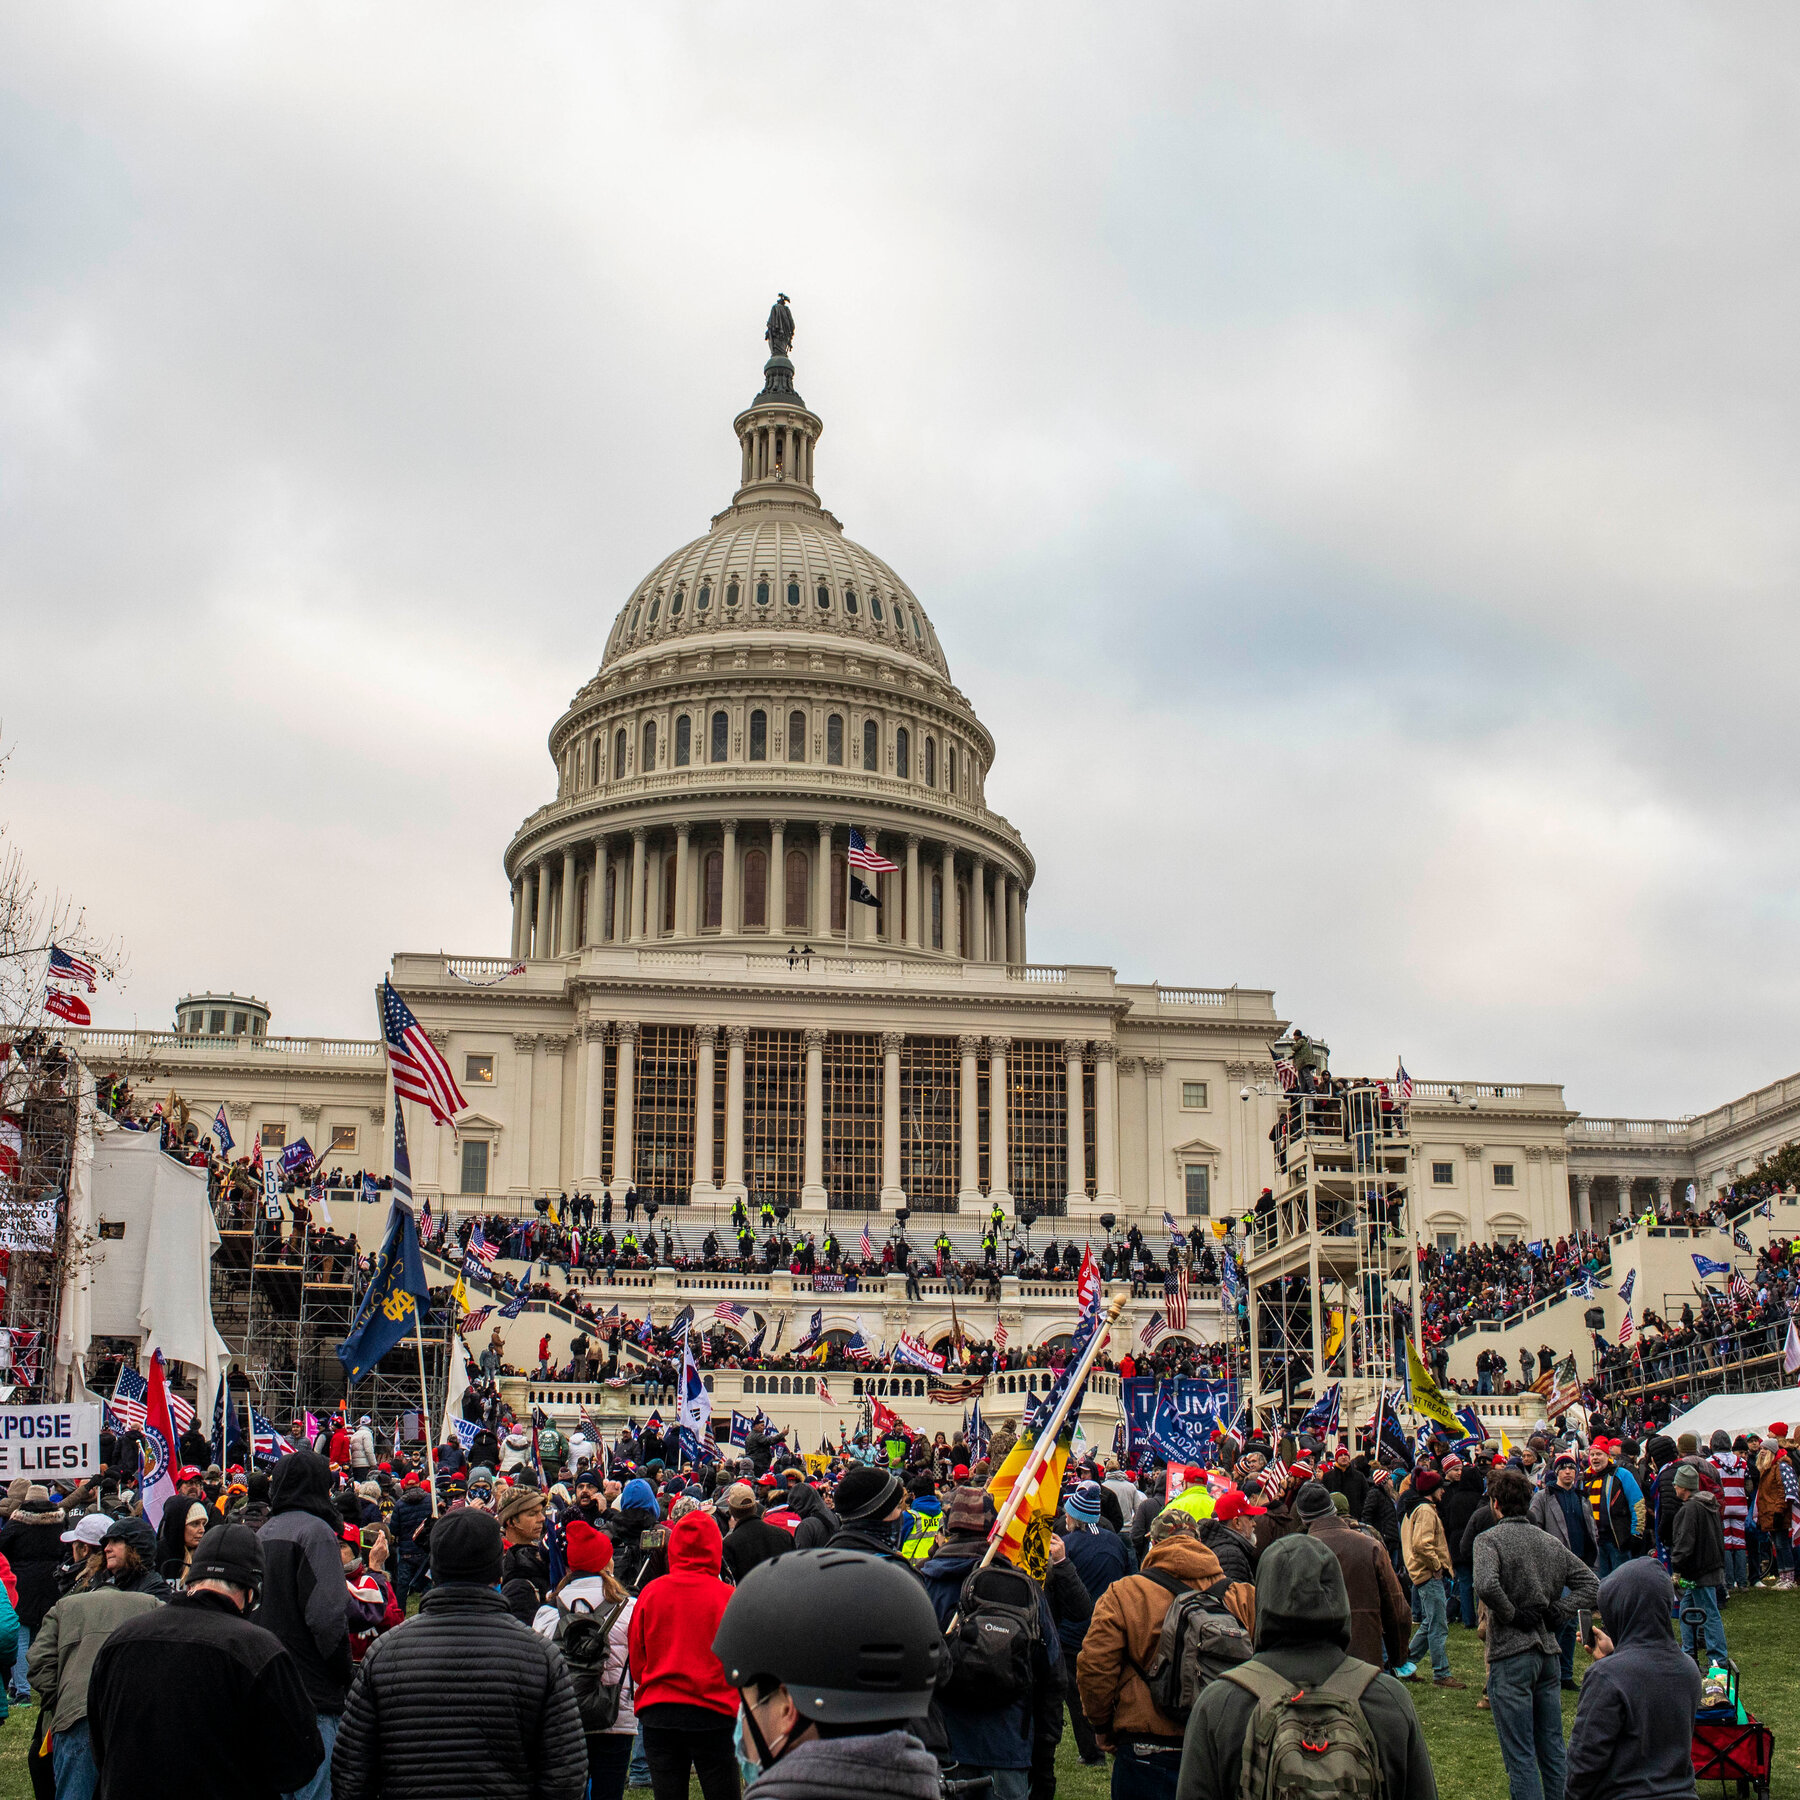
{"left": 916, "top": 1547, "right": 1062, "bottom": 1771}
{"left": 1061, "top": 1524, "right": 1132, "bottom": 1607}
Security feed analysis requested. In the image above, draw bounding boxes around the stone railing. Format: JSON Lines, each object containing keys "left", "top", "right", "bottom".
{"left": 58, "top": 1027, "right": 382, "bottom": 1063}
{"left": 1568, "top": 1117, "right": 1692, "bottom": 1141}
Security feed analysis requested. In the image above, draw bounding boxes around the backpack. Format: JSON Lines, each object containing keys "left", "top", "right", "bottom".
{"left": 1126, "top": 1569, "right": 1254, "bottom": 1725}
{"left": 1222, "top": 1659, "right": 1386, "bottom": 1800}
{"left": 941, "top": 1563, "right": 1041, "bottom": 1709}
{"left": 549, "top": 1593, "right": 628, "bottom": 1734}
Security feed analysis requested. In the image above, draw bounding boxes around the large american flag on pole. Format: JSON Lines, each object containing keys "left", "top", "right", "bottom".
{"left": 381, "top": 980, "right": 467, "bottom": 1125}
{"left": 1165, "top": 1268, "right": 1190, "bottom": 1331}
{"left": 111, "top": 1365, "right": 149, "bottom": 1432}
{"left": 47, "top": 946, "right": 98, "bottom": 991}
{"left": 847, "top": 828, "right": 898, "bottom": 874}
{"left": 1140, "top": 1310, "right": 1168, "bottom": 1348}
{"left": 1618, "top": 1308, "right": 1635, "bottom": 1345}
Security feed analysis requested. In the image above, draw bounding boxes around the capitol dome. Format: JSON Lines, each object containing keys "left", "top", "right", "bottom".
{"left": 503, "top": 307, "right": 1033, "bottom": 970}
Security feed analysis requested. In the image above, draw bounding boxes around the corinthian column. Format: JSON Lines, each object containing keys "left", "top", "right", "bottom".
{"left": 1064, "top": 1038, "right": 1087, "bottom": 1207}
{"left": 1093, "top": 1041, "right": 1118, "bottom": 1203}
{"left": 721, "top": 819, "right": 740, "bottom": 936}
{"left": 802, "top": 1027, "right": 826, "bottom": 1210}
{"left": 988, "top": 1036, "right": 1012, "bottom": 1206}
{"left": 693, "top": 1025, "right": 718, "bottom": 1199}
{"left": 904, "top": 836, "right": 921, "bottom": 950}
{"left": 580, "top": 1020, "right": 608, "bottom": 1186}
{"left": 957, "top": 1035, "right": 981, "bottom": 1206}
{"left": 560, "top": 848, "right": 579, "bottom": 955}
{"left": 672, "top": 821, "right": 692, "bottom": 942}
{"left": 723, "top": 1025, "right": 747, "bottom": 1201}
{"left": 628, "top": 829, "right": 647, "bottom": 944}
{"left": 610, "top": 1021, "right": 637, "bottom": 1195}
{"left": 533, "top": 859, "right": 552, "bottom": 960}
{"left": 881, "top": 1032, "right": 904, "bottom": 1208}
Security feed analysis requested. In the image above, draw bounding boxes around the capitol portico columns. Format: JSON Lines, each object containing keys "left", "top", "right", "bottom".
{"left": 581, "top": 1021, "right": 608, "bottom": 1185}
{"left": 802, "top": 1029, "right": 827, "bottom": 1209}
{"left": 610, "top": 1022, "right": 637, "bottom": 1196}
{"left": 1093, "top": 1041, "right": 1118, "bottom": 1202}
{"left": 1064, "top": 1039, "right": 1087, "bottom": 1208}
{"left": 904, "top": 837, "right": 921, "bottom": 950}
{"left": 533, "top": 860, "right": 551, "bottom": 960}
{"left": 510, "top": 878, "right": 524, "bottom": 959}
{"left": 1571, "top": 1171, "right": 1593, "bottom": 1236}
{"left": 1009, "top": 885, "right": 1024, "bottom": 966}
{"left": 769, "top": 821, "right": 786, "bottom": 934}
{"left": 994, "top": 874, "right": 1010, "bottom": 965}
{"left": 673, "top": 822, "right": 692, "bottom": 941}
{"left": 881, "top": 1033, "right": 904, "bottom": 1208}
{"left": 941, "top": 846, "right": 958, "bottom": 955}
{"left": 693, "top": 1025, "right": 718, "bottom": 1199}
{"left": 628, "top": 829, "right": 647, "bottom": 944}
{"left": 1144, "top": 1057, "right": 1167, "bottom": 1214}
{"left": 958, "top": 1036, "right": 982, "bottom": 1205}
{"left": 722, "top": 820, "right": 740, "bottom": 937}
{"left": 541, "top": 1034, "right": 567, "bottom": 1187}
{"left": 560, "top": 848, "right": 578, "bottom": 955}
{"left": 723, "top": 1026, "right": 748, "bottom": 1202}
{"left": 971, "top": 856, "right": 988, "bottom": 960}
{"left": 988, "top": 1037, "right": 1012, "bottom": 1206}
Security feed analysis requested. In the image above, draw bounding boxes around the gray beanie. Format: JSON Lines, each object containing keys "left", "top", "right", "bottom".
{"left": 1293, "top": 1480, "right": 1335, "bottom": 1527}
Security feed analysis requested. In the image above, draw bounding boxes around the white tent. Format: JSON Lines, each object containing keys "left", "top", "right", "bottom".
{"left": 1664, "top": 1390, "right": 1800, "bottom": 1445}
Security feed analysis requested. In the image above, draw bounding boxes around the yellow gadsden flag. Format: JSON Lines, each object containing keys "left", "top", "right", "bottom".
{"left": 986, "top": 1431, "right": 1069, "bottom": 1583}
{"left": 1404, "top": 1335, "right": 1462, "bottom": 1435}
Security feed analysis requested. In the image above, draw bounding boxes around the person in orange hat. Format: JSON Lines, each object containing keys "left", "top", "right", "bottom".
{"left": 534, "top": 1522, "right": 638, "bottom": 1800}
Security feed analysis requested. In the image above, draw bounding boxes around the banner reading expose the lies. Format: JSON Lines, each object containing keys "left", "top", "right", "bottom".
{"left": 0, "top": 1405, "right": 100, "bottom": 1480}
{"left": 1122, "top": 1379, "right": 1235, "bottom": 1464}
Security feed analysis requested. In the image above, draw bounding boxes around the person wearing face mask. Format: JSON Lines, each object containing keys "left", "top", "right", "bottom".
{"left": 823, "top": 1468, "right": 911, "bottom": 1561}
{"left": 713, "top": 1550, "right": 944, "bottom": 1800}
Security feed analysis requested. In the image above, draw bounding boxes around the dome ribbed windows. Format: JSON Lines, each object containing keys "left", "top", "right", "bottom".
{"left": 786, "top": 578, "right": 801, "bottom": 608}
{"left": 844, "top": 588, "right": 858, "bottom": 615}
{"left": 816, "top": 582, "right": 830, "bottom": 611}
{"left": 924, "top": 736, "right": 936, "bottom": 787}
{"left": 726, "top": 579, "right": 739, "bottom": 607}
{"left": 642, "top": 720, "right": 656, "bottom": 770}
{"left": 698, "top": 582, "right": 711, "bottom": 611}
{"left": 827, "top": 714, "right": 844, "bottom": 766}
{"left": 756, "top": 579, "right": 769, "bottom": 606}
{"left": 671, "top": 586, "right": 684, "bottom": 617}
{"left": 870, "top": 592, "right": 884, "bottom": 622}
{"left": 710, "top": 710, "right": 729, "bottom": 763}
{"left": 648, "top": 594, "right": 661, "bottom": 624}
{"left": 862, "top": 720, "right": 878, "bottom": 771}
{"left": 613, "top": 728, "right": 628, "bottom": 780}
{"left": 896, "top": 727, "right": 910, "bottom": 780}
{"left": 787, "top": 710, "right": 807, "bottom": 762}
{"left": 749, "top": 709, "right": 767, "bottom": 761}
{"left": 675, "top": 715, "right": 691, "bottom": 766}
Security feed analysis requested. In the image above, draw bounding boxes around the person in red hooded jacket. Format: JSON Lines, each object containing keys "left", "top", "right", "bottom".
{"left": 626, "top": 1510, "right": 738, "bottom": 1800}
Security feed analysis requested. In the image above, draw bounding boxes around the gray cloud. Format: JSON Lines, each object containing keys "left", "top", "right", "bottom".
{"left": 3, "top": 3, "right": 1796, "bottom": 1117}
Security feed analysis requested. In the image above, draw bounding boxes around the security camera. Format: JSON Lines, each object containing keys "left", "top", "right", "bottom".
{"left": 1240, "top": 1087, "right": 1250, "bottom": 1102}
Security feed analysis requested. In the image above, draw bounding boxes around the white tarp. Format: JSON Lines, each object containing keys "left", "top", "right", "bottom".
{"left": 1663, "top": 1390, "right": 1800, "bottom": 1445}
{"left": 85, "top": 1127, "right": 228, "bottom": 1404}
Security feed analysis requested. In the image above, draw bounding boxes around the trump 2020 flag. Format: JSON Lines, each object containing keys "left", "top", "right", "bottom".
{"left": 338, "top": 1199, "right": 434, "bottom": 1385}
{"left": 1692, "top": 1252, "right": 1732, "bottom": 1280}
{"left": 212, "top": 1105, "right": 234, "bottom": 1155}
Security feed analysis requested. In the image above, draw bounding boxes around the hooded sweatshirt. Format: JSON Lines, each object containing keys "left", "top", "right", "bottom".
{"left": 626, "top": 1509, "right": 737, "bottom": 1721}
{"left": 258, "top": 1451, "right": 355, "bottom": 1713}
{"left": 1565, "top": 1559, "right": 1701, "bottom": 1800}
{"left": 1174, "top": 1534, "right": 1436, "bottom": 1800}
{"left": 744, "top": 1730, "right": 941, "bottom": 1800}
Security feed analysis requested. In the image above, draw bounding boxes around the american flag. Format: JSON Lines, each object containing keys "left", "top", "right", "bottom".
{"left": 1261, "top": 1457, "right": 1289, "bottom": 1495}
{"left": 714, "top": 1301, "right": 746, "bottom": 1328}
{"left": 459, "top": 1306, "right": 495, "bottom": 1334}
{"left": 1394, "top": 1060, "right": 1414, "bottom": 1100}
{"left": 817, "top": 1376, "right": 833, "bottom": 1405}
{"left": 167, "top": 1391, "right": 196, "bottom": 1435}
{"left": 111, "top": 1365, "right": 149, "bottom": 1432}
{"left": 846, "top": 828, "right": 898, "bottom": 874}
{"left": 1140, "top": 1310, "right": 1167, "bottom": 1348}
{"left": 1165, "top": 1268, "right": 1190, "bottom": 1331}
{"left": 381, "top": 980, "right": 467, "bottom": 1125}
{"left": 467, "top": 1226, "right": 498, "bottom": 1267}
{"left": 1618, "top": 1308, "right": 1635, "bottom": 1345}
{"left": 1162, "top": 1211, "right": 1187, "bottom": 1249}
{"left": 993, "top": 1317, "right": 1008, "bottom": 1350}
{"left": 576, "top": 1406, "right": 603, "bottom": 1444}
{"left": 250, "top": 1408, "right": 295, "bottom": 1458}
{"left": 1273, "top": 1056, "right": 1299, "bottom": 1092}
{"left": 1730, "top": 1271, "right": 1752, "bottom": 1304}
{"left": 47, "top": 946, "right": 97, "bottom": 991}
{"left": 860, "top": 1221, "right": 873, "bottom": 1261}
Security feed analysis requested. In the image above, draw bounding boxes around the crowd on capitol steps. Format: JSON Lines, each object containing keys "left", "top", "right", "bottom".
{"left": 2, "top": 1373, "right": 1794, "bottom": 1800}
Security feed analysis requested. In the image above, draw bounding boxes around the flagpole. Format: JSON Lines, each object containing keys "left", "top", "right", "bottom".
{"left": 978, "top": 1293, "right": 1125, "bottom": 1572}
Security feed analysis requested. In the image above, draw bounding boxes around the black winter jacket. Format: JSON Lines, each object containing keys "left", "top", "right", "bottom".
{"left": 88, "top": 1590, "right": 323, "bottom": 1800}
{"left": 331, "top": 1584, "right": 587, "bottom": 1800}
{"left": 1360, "top": 1485, "right": 1402, "bottom": 1571}
{"left": 0, "top": 1505, "right": 70, "bottom": 1630}
{"left": 1439, "top": 1471, "right": 1485, "bottom": 1566}
{"left": 1195, "top": 1519, "right": 1257, "bottom": 1587}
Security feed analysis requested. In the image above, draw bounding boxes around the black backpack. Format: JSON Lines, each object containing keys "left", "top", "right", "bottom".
{"left": 941, "top": 1563, "right": 1041, "bottom": 1709}
{"left": 549, "top": 1594, "right": 628, "bottom": 1734}
{"left": 1125, "top": 1569, "right": 1254, "bottom": 1724}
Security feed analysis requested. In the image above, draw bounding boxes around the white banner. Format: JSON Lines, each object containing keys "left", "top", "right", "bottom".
{"left": 0, "top": 1404, "right": 101, "bottom": 1480}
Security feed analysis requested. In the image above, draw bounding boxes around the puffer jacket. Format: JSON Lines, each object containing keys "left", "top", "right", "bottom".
{"left": 1076, "top": 1536, "right": 1255, "bottom": 1745}
{"left": 331, "top": 1585, "right": 586, "bottom": 1800}
{"left": 0, "top": 1502, "right": 69, "bottom": 1630}
{"left": 1194, "top": 1519, "right": 1257, "bottom": 1587}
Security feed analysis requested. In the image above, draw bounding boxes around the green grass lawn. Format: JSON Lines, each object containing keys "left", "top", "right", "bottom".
{"left": 0, "top": 1589, "right": 1792, "bottom": 1799}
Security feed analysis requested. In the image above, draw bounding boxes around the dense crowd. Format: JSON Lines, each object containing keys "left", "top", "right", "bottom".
{"left": 1414, "top": 1232, "right": 1609, "bottom": 1360}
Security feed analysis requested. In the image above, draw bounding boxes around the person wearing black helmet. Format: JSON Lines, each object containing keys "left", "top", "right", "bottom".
{"left": 712, "top": 1549, "right": 943, "bottom": 1800}
{"left": 87, "top": 1524, "right": 325, "bottom": 1800}
{"left": 824, "top": 1468, "right": 911, "bottom": 1561}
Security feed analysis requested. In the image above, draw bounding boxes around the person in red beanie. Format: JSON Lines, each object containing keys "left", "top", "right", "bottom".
{"left": 534, "top": 1521, "right": 638, "bottom": 1800}
{"left": 626, "top": 1510, "right": 738, "bottom": 1800}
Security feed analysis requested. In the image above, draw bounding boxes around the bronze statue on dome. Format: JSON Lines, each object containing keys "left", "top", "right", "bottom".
{"left": 765, "top": 293, "right": 794, "bottom": 359}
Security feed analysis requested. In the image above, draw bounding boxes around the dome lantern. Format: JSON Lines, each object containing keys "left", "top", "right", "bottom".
{"left": 732, "top": 294, "right": 822, "bottom": 507}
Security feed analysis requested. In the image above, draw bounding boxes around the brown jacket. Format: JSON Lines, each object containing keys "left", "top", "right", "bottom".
{"left": 1401, "top": 1499, "right": 1452, "bottom": 1583}
{"left": 1075, "top": 1537, "right": 1255, "bottom": 1746}
{"left": 1755, "top": 1448, "right": 1793, "bottom": 1531}
{"left": 1304, "top": 1516, "right": 1409, "bottom": 1669}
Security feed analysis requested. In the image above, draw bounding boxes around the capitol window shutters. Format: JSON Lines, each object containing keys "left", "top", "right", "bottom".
{"left": 787, "top": 710, "right": 807, "bottom": 762}
{"left": 711, "top": 710, "right": 729, "bottom": 763}
{"left": 749, "top": 709, "right": 768, "bottom": 761}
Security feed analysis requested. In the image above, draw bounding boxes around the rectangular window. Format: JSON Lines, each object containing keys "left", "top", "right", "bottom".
{"left": 1184, "top": 1164, "right": 1211, "bottom": 1216}
{"left": 900, "top": 1038, "right": 960, "bottom": 1213}
{"left": 1008, "top": 1039, "right": 1068, "bottom": 1216}
{"left": 1492, "top": 1163, "right": 1515, "bottom": 1186}
{"left": 231, "top": 1012, "right": 247, "bottom": 1035}
{"left": 1181, "top": 1081, "right": 1207, "bottom": 1110}
{"left": 465, "top": 1054, "right": 495, "bottom": 1084}
{"left": 209, "top": 1011, "right": 226, "bottom": 1034}
{"left": 1431, "top": 1161, "right": 1454, "bottom": 1185}
{"left": 827, "top": 714, "right": 844, "bottom": 766}
{"left": 260, "top": 1124, "right": 286, "bottom": 1150}
{"left": 675, "top": 714, "right": 691, "bottom": 766}
{"left": 635, "top": 1025, "right": 696, "bottom": 1204}
{"left": 330, "top": 1125, "right": 358, "bottom": 1154}
{"left": 823, "top": 1033, "right": 881, "bottom": 1211}
{"left": 1435, "top": 1230, "right": 1460, "bottom": 1254}
{"left": 744, "top": 1030, "right": 805, "bottom": 1212}
{"left": 460, "top": 1140, "right": 489, "bottom": 1196}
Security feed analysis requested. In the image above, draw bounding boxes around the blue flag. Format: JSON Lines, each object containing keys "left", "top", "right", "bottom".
{"left": 212, "top": 1105, "right": 234, "bottom": 1155}
{"left": 1617, "top": 1269, "right": 1635, "bottom": 1305}
{"left": 210, "top": 1370, "right": 244, "bottom": 1467}
{"left": 1302, "top": 1383, "right": 1341, "bottom": 1438}
{"left": 1692, "top": 1253, "right": 1731, "bottom": 1279}
{"left": 337, "top": 1199, "right": 434, "bottom": 1384}
{"left": 499, "top": 1288, "right": 530, "bottom": 1320}
{"left": 729, "top": 1410, "right": 751, "bottom": 1446}
{"left": 1454, "top": 1405, "right": 1485, "bottom": 1442}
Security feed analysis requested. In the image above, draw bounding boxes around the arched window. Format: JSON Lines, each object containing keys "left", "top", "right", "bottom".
{"left": 648, "top": 593, "right": 660, "bottom": 624}
{"left": 816, "top": 582, "right": 830, "bottom": 611}
{"left": 862, "top": 720, "right": 878, "bottom": 771}
{"left": 827, "top": 714, "right": 844, "bottom": 765}
{"left": 931, "top": 872, "right": 943, "bottom": 949}
{"left": 870, "top": 592, "right": 884, "bottom": 622}
{"left": 711, "top": 710, "right": 729, "bottom": 763}
{"left": 831, "top": 851, "right": 847, "bottom": 931}
{"left": 924, "top": 736, "right": 936, "bottom": 787}
{"left": 743, "top": 849, "right": 767, "bottom": 928}
{"left": 575, "top": 741, "right": 586, "bottom": 790}
{"left": 593, "top": 733, "right": 604, "bottom": 785}
{"left": 786, "top": 578, "right": 801, "bottom": 608}
{"left": 948, "top": 744, "right": 959, "bottom": 793}
{"left": 703, "top": 851, "right": 724, "bottom": 930}
{"left": 674, "top": 715, "right": 691, "bottom": 766}
{"left": 755, "top": 579, "right": 770, "bottom": 607}
{"left": 671, "top": 585, "right": 684, "bottom": 617}
{"left": 726, "top": 579, "right": 739, "bottom": 608}
{"left": 787, "top": 709, "right": 807, "bottom": 762}
{"left": 785, "top": 850, "right": 809, "bottom": 931}
{"left": 893, "top": 602, "right": 906, "bottom": 635}
{"left": 662, "top": 857, "right": 676, "bottom": 933}
{"left": 749, "top": 709, "right": 767, "bottom": 761}
{"left": 698, "top": 582, "right": 711, "bottom": 612}
{"left": 895, "top": 727, "right": 910, "bottom": 780}
{"left": 604, "top": 865, "right": 617, "bottom": 941}
{"left": 844, "top": 588, "right": 858, "bottom": 615}
{"left": 613, "top": 728, "right": 628, "bottom": 780}
{"left": 641, "top": 720, "right": 656, "bottom": 771}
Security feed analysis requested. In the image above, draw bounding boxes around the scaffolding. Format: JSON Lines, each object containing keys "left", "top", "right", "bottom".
{"left": 1244, "top": 1081, "right": 1416, "bottom": 1436}
{"left": 0, "top": 1040, "right": 80, "bottom": 1402}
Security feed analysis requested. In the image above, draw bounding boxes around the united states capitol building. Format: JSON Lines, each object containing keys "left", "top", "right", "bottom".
{"left": 66, "top": 313, "right": 1800, "bottom": 1316}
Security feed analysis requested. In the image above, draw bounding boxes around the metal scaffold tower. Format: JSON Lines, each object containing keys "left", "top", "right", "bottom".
{"left": 1244, "top": 1055, "right": 1416, "bottom": 1437}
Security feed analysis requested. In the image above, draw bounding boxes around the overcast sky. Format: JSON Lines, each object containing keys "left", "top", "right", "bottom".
{"left": 4, "top": 4, "right": 1796, "bottom": 1119}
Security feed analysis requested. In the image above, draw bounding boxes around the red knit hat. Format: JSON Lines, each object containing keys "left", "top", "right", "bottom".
{"left": 1768, "top": 1422, "right": 1789, "bottom": 1439}
{"left": 565, "top": 1519, "right": 614, "bottom": 1577}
